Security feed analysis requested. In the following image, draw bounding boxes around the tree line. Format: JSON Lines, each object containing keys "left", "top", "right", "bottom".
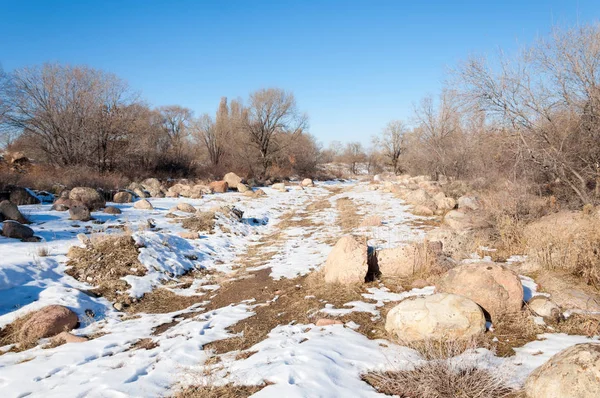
{"left": 0, "top": 64, "right": 317, "bottom": 180}
{"left": 2, "top": 23, "right": 599, "bottom": 205}
{"left": 369, "top": 23, "right": 600, "bottom": 206}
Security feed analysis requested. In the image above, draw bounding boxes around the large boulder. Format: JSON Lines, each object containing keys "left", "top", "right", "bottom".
{"left": 377, "top": 244, "right": 430, "bottom": 277}
{"left": 69, "top": 205, "right": 91, "bottom": 221}
{"left": 524, "top": 343, "right": 600, "bottom": 398}
{"left": 1, "top": 220, "right": 34, "bottom": 240}
{"left": 443, "top": 210, "right": 488, "bottom": 231}
{"left": 19, "top": 305, "right": 79, "bottom": 343}
{"left": 51, "top": 197, "right": 78, "bottom": 212}
{"left": 433, "top": 192, "right": 457, "bottom": 211}
{"left": 404, "top": 189, "right": 436, "bottom": 210}
{"left": 103, "top": 206, "right": 122, "bottom": 215}
{"left": 177, "top": 203, "right": 196, "bottom": 213}
{"left": 0, "top": 200, "right": 28, "bottom": 224}
{"left": 323, "top": 235, "right": 373, "bottom": 284}
{"left": 209, "top": 181, "right": 228, "bottom": 193}
{"left": 113, "top": 191, "right": 134, "bottom": 203}
{"left": 534, "top": 271, "right": 600, "bottom": 313}
{"left": 69, "top": 187, "right": 105, "bottom": 210}
{"left": 457, "top": 195, "right": 481, "bottom": 211}
{"left": 223, "top": 172, "right": 243, "bottom": 190}
{"left": 301, "top": 178, "right": 314, "bottom": 187}
{"left": 412, "top": 205, "right": 434, "bottom": 216}
{"left": 141, "top": 178, "right": 164, "bottom": 197}
{"left": 134, "top": 199, "right": 154, "bottom": 210}
{"left": 436, "top": 262, "right": 524, "bottom": 320}
{"left": 272, "top": 182, "right": 287, "bottom": 192}
{"left": 8, "top": 186, "right": 40, "bottom": 205}
{"left": 528, "top": 296, "right": 560, "bottom": 319}
{"left": 385, "top": 293, "right": 486, "bottom": 342}
{"left": 237, "top": 183, "right": 250, "bottom": 193}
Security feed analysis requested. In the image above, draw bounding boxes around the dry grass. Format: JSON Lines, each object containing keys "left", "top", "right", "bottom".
{"left": 362, "top": 338, "right": 521, "bottom": 398}
{"left": 336, "top": 196, "right": 361, "bottom": 232}
{"left": 363, "top": 366, "right": 520, "bottom": 398}
{"left": 485, "top": 311, "right": 544, "bottom": 357}
{"left": 524, "top": 211, "right": 600, "bottom": 287}
{"left": 553, "top": 313, "right": 600, "bottom": 337}
{"left": 65, "top": 233, "right": 144, "bottom": 302}
{"left": 36, "top": 245, "right": 51, "bottom": 257}
{"left": 175, "top": 384, "right": 266, "bottom": 397}
{"left": 0, "top": 312, "right": 36, "bottom": 352}
{"left": 127, "top": 288, "right": 206, "bottom": 314}
{"left": 181, "top": 212, "right": 216, "bottom": 233}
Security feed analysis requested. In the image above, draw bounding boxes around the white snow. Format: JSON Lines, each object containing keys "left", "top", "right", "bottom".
{"left": 1, "top": 180, "right": 597, "bottom": 397}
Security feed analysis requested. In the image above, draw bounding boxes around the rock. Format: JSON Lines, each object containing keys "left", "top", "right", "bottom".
{"left": 224, "top": 172, "right": 243, "bottom": 189}
{"left": 51, "top": 197, "right": 77, "bottom": 211}
{"left": 51, "top": 331, "right": 88, "bottom": 344}
{"left": 236, "top": 183, "right": 250, "bottom": 193}
{"left": 8, "top": 186, "right": 40, "bottom": 205}
{"left": 133, "top": 187, "right": 148, "bottom": 198}
{"left": 524, "top": 343, "right": 600, "bottom": 398}
{"left": 211, "top": 205, "right": 244, "bottom": 222}
{"left": 69, "top": 187, "right": 105, "bottom": 210}
{"left": 534, "top": 271, "right": 600, "bottom": 313}
{"left": 418, "top": 180, "right": 443, "bottom": 194}
{"left": 113, "top": 302, "right": 124, "bottom": 311}
{"left": 385, "top": 293, "right": 486, "bottom": 342}
{"left": 528, "top": 296, "right": 560, "bottom": 319}
{"left": 434, "top": 193, "right": 457, "bottom": 211}
{"left": 272, "top": 182, "right": 287, "bottom": 192}
{"left": 412, "top": 204, "right": 435, "bottom": 216}
{"left": 141, "top": 178, "right": 164, "bottom": 197}
{"left": 411, "top": 279, "right": 429, "bottom": 289}
{"left": 1, "top": 220, "right": 34, "bottom": 240}
{"left": 323, "top": 235, "right": 373, "bottom": 284}
{"left": 360, "top": 216, "right": 382, "bottom": 227}
{"left": 457, "top": 195, "right": 480, "bottom": 211}
{"left": 315, "top": 319, "right": 343, "bottom": 327}
{"left": 443, "top": 210, "right": 488, "bottom": 231}
{"left": 179, "top": 231, "right": 199, "bottom": 239}
{"left": 436, "top": 262, "right": 524, "bottom": 319}
{"left": 19, "top": 305, "right": 78, "bottom": 342}
{"left": 103, "top": 206, "right": 122, "bottom": 215}
{"left": 405, "top": 189, "right": 436, "bottom": 209}
{"left": 377, "top": 245, "right": 421, "bottom": 277}
{"left": 177, "top": 203, "right": 196, "bottom": 213}
{"left": 0, "top": 200, "right": 28, "bottom": 223}
{"left": 254, "top": 189, "right": 267, "bottom": 197}
{"left": 301, "top": 178, "right": 314, "bottom": 187}
{"left": 209, "top": 181, "right": 228, "bottom": 193}
{"left": 69, "top": 205, "right": 91, "bottom": 221}
{"left": 134, "top": 199, "right": 154, "bottom": 210}
{"left": 77, "top": 233, "right": 90, "bottom": 245}
{"left": 113, "top": 191, "right": 134, "bottom": 203}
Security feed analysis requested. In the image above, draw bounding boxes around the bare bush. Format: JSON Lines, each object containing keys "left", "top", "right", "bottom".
{"left": 363, "top": 339, "right": 519, "bottom": 398}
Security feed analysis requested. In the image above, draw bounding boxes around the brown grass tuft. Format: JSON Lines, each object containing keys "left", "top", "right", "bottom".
{"left": 181, "top": 212, "right": 216, "bottom": 233}
{"left": 174, "top": 384, "right": 266, "bottom": 398}
{"left": 0, "top": 312, "right": 37, "bottom": 352}
{"left": 363, "top": 366, "right": 520, "bottom": 398}
{"left": 362, "top": 338, "right": 521, "bottom": 398}
{"left": 65, "top": 234, "right": 144, "bottom": 302}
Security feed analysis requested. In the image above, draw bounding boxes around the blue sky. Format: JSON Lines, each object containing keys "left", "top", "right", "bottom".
{"left": 1, "top": 0, "right": 598, "bottom": 146}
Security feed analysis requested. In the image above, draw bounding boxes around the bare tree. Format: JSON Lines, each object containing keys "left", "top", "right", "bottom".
{"left": 413, "top": 90, "right": 462, "bottom": 178}
{"left": 158, "top": 105, "right": 193, "bottom": 159}
{"left": 240, "top": 88, "right": 308, "bottom": 176}
{"left": 458, "top": 24, "right": 600, "bottom": 204}
{"left": 3, "top": 63, "right": 135, "bottom": 167}
{"left": 342, "top": 141, "right": 366, "bottom": 174}
{"left": 375, "top": 120, "right": 408, "bottom": 174}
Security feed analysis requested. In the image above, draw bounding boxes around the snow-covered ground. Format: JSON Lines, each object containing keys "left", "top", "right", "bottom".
{"left": 1, "top": 181, "right": 598, "bottom": 397}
